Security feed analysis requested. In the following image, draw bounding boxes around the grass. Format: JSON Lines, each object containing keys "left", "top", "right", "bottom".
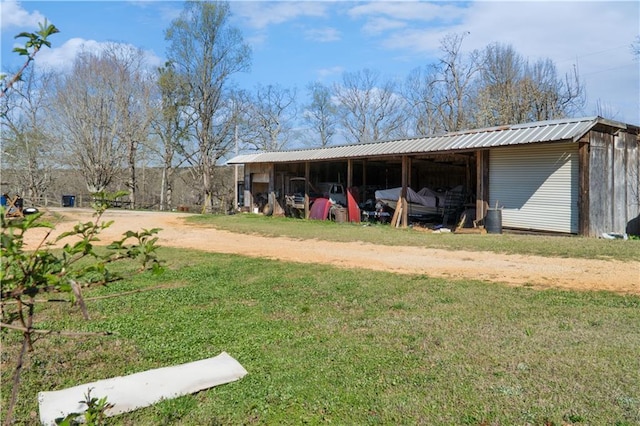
{"left": 2, "top": 246, "right": 639, "bottom": 425}
{"left": 187, "top": 213, "right": 640, "bottom": 261}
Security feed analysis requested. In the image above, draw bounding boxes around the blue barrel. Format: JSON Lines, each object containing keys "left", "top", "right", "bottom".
{"left": 485, "top": 209, "right": 502, "bottom": 234}
{"left": 62, "top": 195, "right": 75, "bottom": 207}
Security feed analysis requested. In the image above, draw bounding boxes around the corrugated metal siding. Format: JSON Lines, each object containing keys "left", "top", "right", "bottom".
{"left": 227, "top": 117, "right": 602, "bottom": 164}
{"left": 490, "top": 142, "right": 578, "bottom": 233}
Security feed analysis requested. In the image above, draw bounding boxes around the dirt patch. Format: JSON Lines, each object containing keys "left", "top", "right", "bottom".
{"left": 22, "top": 208, "right": 640, "bottom": 295}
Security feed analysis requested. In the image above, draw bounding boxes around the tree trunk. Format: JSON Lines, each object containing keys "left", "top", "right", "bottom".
{"left": 160, "top": 167, "right": 166, "bottom": 211}
{"left": 127, "top": 141, "right": 137, "bottom": 208}
{"left": 202, "top": 167, "right": 213, "bottom": 214}
{"left": 166, "top": 169, "right": 173, "bottom": 211}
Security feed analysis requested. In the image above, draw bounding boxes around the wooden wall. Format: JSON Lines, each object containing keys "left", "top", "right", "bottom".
{"left": 587, "top": 129, "right": 640, "bottom": 237}
{"left": 242, "top": 163, "right": 273, "bottom": 212}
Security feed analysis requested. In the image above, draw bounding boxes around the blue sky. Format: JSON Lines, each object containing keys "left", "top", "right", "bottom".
{"left": 1, "top": 0, "right": 639, "bottom": 126}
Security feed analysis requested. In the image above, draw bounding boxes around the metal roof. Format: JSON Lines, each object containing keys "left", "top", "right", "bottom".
{"left": 226, "top": 116, "right": 629, "bottom": 165}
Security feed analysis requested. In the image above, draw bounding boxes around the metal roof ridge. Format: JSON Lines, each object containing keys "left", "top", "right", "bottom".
{"left": 274, "top": 117, "right": 606, "bottom": 155}
{"left": 508, "top": 116, "right": 597, "bottom": 129}
{"left": 417, "top": 116, "right": 601, "bottom": 138}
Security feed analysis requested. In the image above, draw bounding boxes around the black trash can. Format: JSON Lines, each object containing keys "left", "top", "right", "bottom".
{"left": 485, "top": 208, "right": 502, "bottom": 234}
{"left": 61, "top": 195, "right": 76, "bottom": 207}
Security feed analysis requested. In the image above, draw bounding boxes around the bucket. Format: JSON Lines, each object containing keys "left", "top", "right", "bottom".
{"left": 332, "top": 206, "right": 347, "bottom": 223}
{"left": 485, "top": 209, "right": 502, "bottom": 234}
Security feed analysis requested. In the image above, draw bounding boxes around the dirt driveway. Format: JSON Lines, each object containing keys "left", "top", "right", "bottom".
{"left": 22, "top": 208, "right": 640, "bottom": 295}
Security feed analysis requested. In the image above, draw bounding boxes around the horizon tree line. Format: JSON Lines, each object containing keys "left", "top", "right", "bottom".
{"left": 1, "top": 0, "right": 604, "bottom": 213}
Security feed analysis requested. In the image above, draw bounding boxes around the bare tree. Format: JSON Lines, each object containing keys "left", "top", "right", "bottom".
{"left": 405, "top": 37, "right": 584, "bottom": 132}
{"left": 244, "top": 83, "right": 297, "bottom": 151}
{"left": 304, "top": 82, "right": 337, "bottom": 147}
{"left": 593, "top": 99, "right": 620, "bottom": 121}
{"left": 105, "top": 43, "right": 153, "bottom": 208}
{"left": 51, "top": 50, "right": 126, "bottom": 193}
{"left": 403, "top": 67, "right": 442, "bottom": 136}
{"left": 432, "top": 32, "right": 481, "bottom": 132}
{"left": 334, "top": 68, "right": 406, "bottom": 144}
{"left": 0, "top": 66, "right": 55, "bottom": 200}
{"left": 165, "top": 0, "right": 251, "bottom": 213}
{"left": 524, "top": 58, "right": 584, "bottom": 121}
{"left": 472, "top": 43, "right": 524, "bottom": 126}
{"left": 473, "top": 42, "right": 585, "bottom": 127}
{"left": 150, "top": 62, "right": 191, "bottom": 211}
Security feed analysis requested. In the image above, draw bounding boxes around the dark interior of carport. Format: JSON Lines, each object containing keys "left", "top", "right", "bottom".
{"left": 271, "top": 151, "right": 477, "bottom": 223}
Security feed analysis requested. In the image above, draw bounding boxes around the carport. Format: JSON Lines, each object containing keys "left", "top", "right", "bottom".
{"left": 228, "top": 116, "right": 640, "bottom": 237}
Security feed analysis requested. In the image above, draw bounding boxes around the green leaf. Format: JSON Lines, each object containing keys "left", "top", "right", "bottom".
{"left": 13, "top": 31, "right": 34, "bottom": 39}
{"left": 11, "top": 47, "right": 28, "bottom": 56}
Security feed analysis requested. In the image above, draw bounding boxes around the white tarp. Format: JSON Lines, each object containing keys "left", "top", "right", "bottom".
{"left": 375, "top": 187, "right": 440, "bottom": 208}
{"left": 38, "top": 352, "right": 248, "bottom": 425}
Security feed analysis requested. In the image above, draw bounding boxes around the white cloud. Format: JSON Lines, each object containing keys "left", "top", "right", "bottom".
{"left": 156, "top": 3, "right": 182, "bottom": 23}
{"left": 304, "top": 27, "right": 341, "bottom": 43}
{"left": 231, "top": 2, "right": 328, "bottom": 30}
{"left": 347, "top": 2, "right": 638, "bottom": 72}
{"left": 349, "top": 1, "right": 639, "bottom": 123}
{"left": 456, "top": 2, "right": 637, "bottom": 58}
{"left": 361, "top": 17, "right": 407, "bottom": 35}
{"left": 36, "top": 38, "right": 98, "bottom": 72}
{"left": 347, "top": 1, "right": 463, "bottom": 23}
{"left": 381, "top": 27, "right": 446, "bottom": 54}
{"left": 461, "top": 1, "right": 639, "bottom": 122}
{"left": 244, "top": 32, "right": 268, "bottom": 48}
{"left": 345, "top": 2, "right": 469, "bottom": 52}
{"left": 0, "top": 0, "right": 46, "bottom": 30}
{"left": 316, "top": 66, "right": 344, "bottom": 80}
{"left": 36, "top": 38, "right": 163, "bottom": 74}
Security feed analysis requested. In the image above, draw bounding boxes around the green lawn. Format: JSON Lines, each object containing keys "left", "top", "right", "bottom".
{"left": 2, "top": 242, "right": 639, "bottom": 425}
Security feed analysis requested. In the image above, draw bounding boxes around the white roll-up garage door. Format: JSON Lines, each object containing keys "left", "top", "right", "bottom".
{"left": 489, "top": 142, "right": 578, "bottom": 233}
